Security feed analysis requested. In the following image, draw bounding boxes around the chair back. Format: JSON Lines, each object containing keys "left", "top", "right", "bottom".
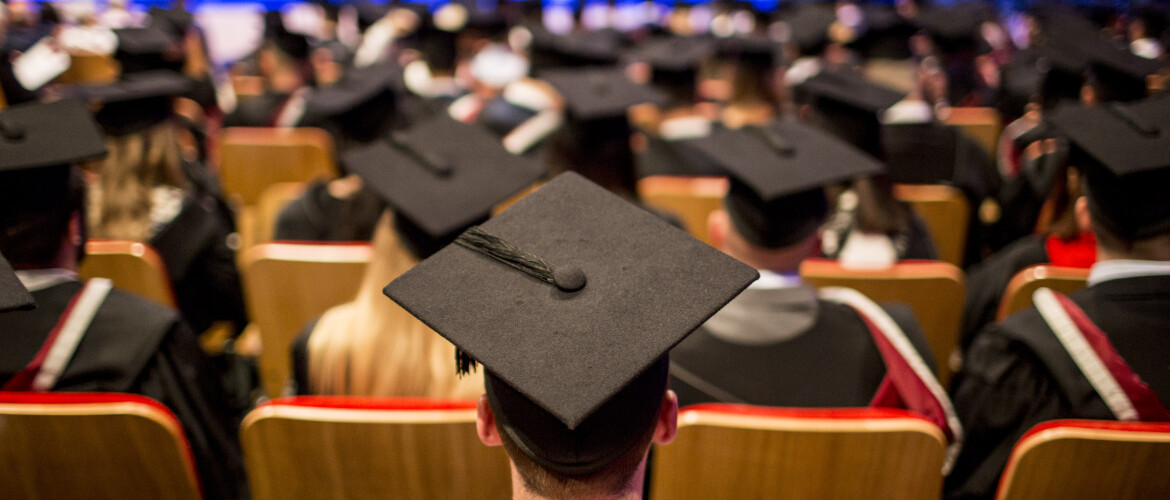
{"left": 56, "top": 53, "right": 119, "bottom": 85}
{"left": 651, "top": 405, "right": 946, "bottom": 500}
{"left": 0, "top": 392, "right": 201, "bottom": 500}
{"left": 79, "top": 239, "right": 177, "bottom": 308}
{"left": 893, "top": 184, "right": 970, "bottom": 267}
{"left": 636, "top": 176, "right": 730, "bottom": 246}
{"left": 800, "top": 259, "right": 965, "bottom": 386}
{"left": 943, "top": 107, "right": 1002, "bottom": 158}
{"left": 996, "top": 420, "right": 1170, "bottom": 500}
{"left": 218, "top": 127, "right": 336, "bottom": 208}
{"left": 996, "top": 265, "right": 1091, "bottom": 321}
{"left": 241, "top": 243, "right": 371, "bottom": 397}
{"left": 241, "top": 397, "right": 511, "bottom": 500}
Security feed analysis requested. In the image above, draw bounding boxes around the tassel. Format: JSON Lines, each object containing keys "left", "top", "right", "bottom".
{"left": 456, "top": 348, "right": 479, "bottom": 377}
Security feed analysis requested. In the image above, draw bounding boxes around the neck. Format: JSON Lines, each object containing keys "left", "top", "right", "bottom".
{"left": 509, "top": 460, "right": 646, "bottom": 500}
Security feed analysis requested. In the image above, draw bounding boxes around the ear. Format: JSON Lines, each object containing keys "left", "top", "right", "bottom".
{"left": 652, "top": 390, "right": 679, "bottom": 446}
{"left": 1075, "top": 196, "right": 1092, "bottom": 233}
{"left": 476, "top": 394, "right": 503, "bottom": 447}
{"left": 708, "top": 209, "right": 729, "bottom": 250}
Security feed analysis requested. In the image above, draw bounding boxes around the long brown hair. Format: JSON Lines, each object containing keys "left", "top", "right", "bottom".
{"left": 307, "top": 211, "right": 484, "bottom": 398}
{"left": 86, "top": 121, "right": 188, "bottom": 241}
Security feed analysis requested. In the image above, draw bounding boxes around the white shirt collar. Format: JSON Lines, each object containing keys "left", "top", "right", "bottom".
{"left": 1088, "top": 259, "right": 1170, "bottom": 286}
{"left": 749, "top": 270, "right": 803, "bottom": 290}
{"left": 15, "top": 269, "right": 78, "bottom": 292}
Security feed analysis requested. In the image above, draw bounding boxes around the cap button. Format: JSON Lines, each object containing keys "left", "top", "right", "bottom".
{"left": 553, "top": 266, "right": 586, "bottom": 292}
{"left": 0, "top": 119, "right": 26, "bottom": 142}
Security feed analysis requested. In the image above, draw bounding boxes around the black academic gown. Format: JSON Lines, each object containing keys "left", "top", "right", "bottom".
{"left": 958, "top": 235, "right": 1050, "bottom": 351}
{"left": 670, "top": 285, "right": 936, "bottom": 408}
{"left": 273, "top": 181, "right": 386, "bottom": 242}
{"left": 222, "top": 90, "right": 290, "bottom": 127}
{"left": 945, "top": 274, "right": 1170, "bottom": 500}
{"left": 150, "top": 193, "right": 248, "bottom": 334}
{"left": 0, "top": 281, "right": 248, "bottom": 500}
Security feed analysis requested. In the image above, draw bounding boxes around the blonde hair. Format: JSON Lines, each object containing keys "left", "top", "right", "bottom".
{"left": 87, "top": 121, "right": 188, "bottom": 241}
{"left": 307, "top": 211, "right": 484, "bottom": 398}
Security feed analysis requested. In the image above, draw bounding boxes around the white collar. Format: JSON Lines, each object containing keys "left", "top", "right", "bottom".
{"left": 1088, "top": 259, "right": 1170, "bottom": 286}
{"left": 749, "top": 270, "right": 803, "bottom": 290}
{"left": 15, "top": 269, "right": 79, "bottom": 292}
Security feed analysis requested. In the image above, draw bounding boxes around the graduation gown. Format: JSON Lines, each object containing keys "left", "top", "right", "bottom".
{"left": 273, "top": 180, "right": 386, "bottom": 242}
{"left": 222, "top": 90, "right": 290, "bottom": 128}
{"left": 0, "top": 280, "right": 248, "bottom": 500}
{"left": 670, "top": 284, "right": 936, "bottom": 408}
{"left": 150, "top": 193, "right": 248, "bottom": 334}
{"left": 945, "top": 274, "right": 1170, "bottom": 500}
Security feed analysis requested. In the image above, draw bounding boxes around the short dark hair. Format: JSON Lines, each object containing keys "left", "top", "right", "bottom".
{"left": 498, "top": 397, "right": 660, "bottom": 499}
{"left": 0, "top": 165, "right": 86, "bottom": 269}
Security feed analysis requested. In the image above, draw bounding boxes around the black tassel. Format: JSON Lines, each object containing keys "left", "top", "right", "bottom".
{"left": 455, "top": 226, "right": 588, "bottom": 292}
{"left": 456, "top": 348, "right": 479, "bottom": 377}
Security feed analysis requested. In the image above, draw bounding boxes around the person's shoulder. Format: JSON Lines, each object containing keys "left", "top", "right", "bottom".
{"left": 97, "top": 288, "right": 181, "bottom": 333}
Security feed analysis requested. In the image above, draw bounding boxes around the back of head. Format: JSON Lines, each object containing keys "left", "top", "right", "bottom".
{"left": 0, "top": 165, "right": 85, "bottom": 269}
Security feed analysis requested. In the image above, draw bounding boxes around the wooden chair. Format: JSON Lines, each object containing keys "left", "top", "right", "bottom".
{"left": 800, "top": 259, "right": 965, "bottom": 387}
{"left": 218, "top": 127, "right": 336, "bottom": 208}
{"left": 241, "top": 397, "right": 512, "bottom": 500}
{"left": 78, "top": 239, "right": 177, "bottom": 308}
{"left": 996, "top": 420, "right": 1170, "bottom": 500}
{"left": 943, "top": 107, "right": 1002, "bottom": 158}
{"left": 0, "top": 392, "right": 201, "bottom": 500}
{"left": 996, "top": 265, "right": 1091, "bottom": 321}
{"left": 240, "top": 243, "right": 371, "bottom": 397}
{"left": 56, "top": 52, "right": 119, "bottom": 85}
{"left": 893, "top": 184, "right": 971, "bottom": 267}
{"left": 651, "top": 405, "right": 946, "bottom": 500}
{"left": 636, "top": 176, "right": 730, "bottom": 246}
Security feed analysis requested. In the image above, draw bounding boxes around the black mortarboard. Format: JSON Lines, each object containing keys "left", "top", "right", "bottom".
{"left": 298, "top": 62, "right": 401, "bottom": 143}
{"left": 717, "top": 34, "right": 783, "bottom": 70}
{"left": 0, "top": 99, "right": 108, "bottom": 172}
{"left": 625, "top": 36, "right": 714, "bottom": 106}
{"left": 912, "top": 3, "right": 988, "bottom": 54}
{"left": 0, "top": 251, "right": 35, "bottom": 313}
{"left": 340, "top": 115, "right": 545, "bottom": 256}
{"left": 689, "top": 120, "right": 883, "bottom": 248}
{"left": 797, "top": 69, "right": 904, "bottom": 157}
{"left": 149, "top": 6, "right": 195, "bottom": 39}
{"left": 531, "top": 29, "right": 625, "bottom": 72}
{"left": 1048, "top": 97, "right": 1170, "bottom": 240}
{"left": 72, "top": 70, "right": 192, "bottom": 137}
{"left": 542, "top": 67, "right": 668, "bottom": 121}
{"left": 384, "top": 172, "right": 758, "bottom": 474}
{"left": 113, "top": 26, "right": 181, "bottom": 74}
{"left": 781, "top": 2, "right": 836, "bottom": 55}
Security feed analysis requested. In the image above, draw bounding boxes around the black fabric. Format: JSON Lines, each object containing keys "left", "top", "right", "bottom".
{"left": 476, "top": 97, "right": 538, "bottom": 138}
{"left": 222, "top": 91, "right": 290, "bottom": 128}
{"left": 273, "top": 180, "right": 385, "bottom": 242}
{"left": 671, "top": 295, "right": 935, "bottom": 408}
{"left": 0, "top": 282, "right": 248, "bottom": 500}
{"left": 149, "top": 194, "right": 247, "bottom": 335}
{"left": 290, "top": 317, "right": 318, "bottom": 396}
{"left": 635, "top": 134, "right": 725, "bottom": 178}
{"left": 959, "top": 236, "right": 1050, "bottom": 353}
{"left": 0, "top": 99, "right": 107, "bottom": 172}
{"left": 946, "top": 275, "right": 1170, "bottom": 500}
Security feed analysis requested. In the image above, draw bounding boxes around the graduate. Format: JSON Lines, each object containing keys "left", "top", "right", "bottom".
{"left": 0, "top": 98, "right": 248, "bottom": 500}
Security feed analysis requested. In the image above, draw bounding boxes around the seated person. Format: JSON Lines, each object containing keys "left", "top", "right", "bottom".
{"left": 291, "top": 114, "right": 544, "bottom": 397}
{"left": 382, "top": 172, "right": 759, "bottom": 499}
{"left": 0, "top": 99, "right": 247, "bottom": 500}
{"left": 946, "top": 97, "right": 1170, "bottom": 500}
{"left": 668, "top": 120, "right": 957, "bottom": 442}
{"left": 223, "top": 20, "right": 312, "bottom": 128}
{"left": 0, "top": 250, "right": 34, "bottom": 312}
{"left": 79, "top": 71, "right": 248, "bottom": 336}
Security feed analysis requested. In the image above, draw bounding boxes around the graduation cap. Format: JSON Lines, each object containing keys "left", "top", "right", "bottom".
{"left": 0, "top": 250, "right": 35, "bottom": 313}
{"left": 340, "top": 114, "right": 545, "bottom": 257}
{"left": 796, "top": 69, "right": 905, "bottom": 157}
{"left": 912, "top": 3, "right": 989, "bottom": 54}
{"left": 530, "top": 29, "right": 625, "bottom": 72}
{"left": 780, "top": 2, "right": 836, "bottom": 55}
{"left": 71, "top": 70, "right": 192, "bottom": 137}
{"left": 0, "top": 98, "right": 108, "bottom": 172}
{"left": 542, "top": 67, "right": 668, "bottom": 121}
{"left": 689, "top": 119, "right": 883, "bottom": 248}
{"left": 625, "top": 36, "right": 714, "bottom": 106}
{"left": 383, "top": 172, "right": 758, "bottom": 474}
{"left": 717, "top": 34, "right": 783, "bottom": 70}
{"left": 298, "top": 61, "right": 401, "bottom": 143}
{"left": 113, "top": 26, "right": 181, "bottom": 74}
{"left": 149, "top": 6, "right": 194, "bottom": 39}
{"left": 1047, "top": 96, "right": 1170, "bottom": 240}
